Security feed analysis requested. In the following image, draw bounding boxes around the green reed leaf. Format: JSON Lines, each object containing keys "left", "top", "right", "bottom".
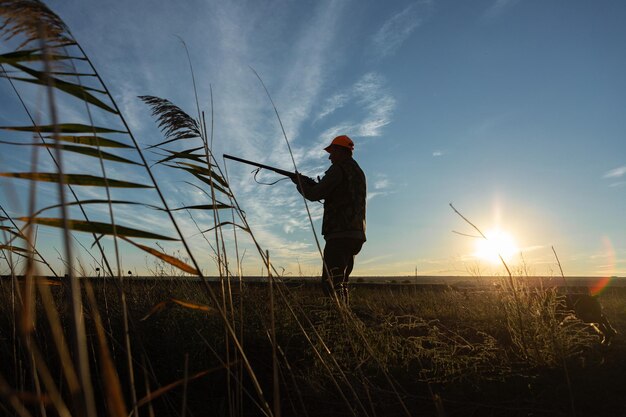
{"left": 153, "top": 146, "right": 206, "bottom": 165}
{"left": 0, "top": 49, "right": 84, "bottom": 64}
{"left": 19, "top": 217, "right": 178, "bottom": 241}
{"left": 0, "top": 135, "right": 132, "bottom": 148}
{"left": 0, "top": 141, "right": 139, "bottom": 164}
{"left": 4, "top": 62, "right": 116, "bottom": 113}
{"left": 51, "top": 135, "right": 132, "bottom": 148}
{"left": 50, "top": 144, "right": 139, "bottom": 165}
{"left": 169, "top": 162, "right": 228, "bottom": 188}
{"left": 182, "top": 171, "right": 231, "bottom": 197}
{"left": 0, "top": 123, "right": 127, "bottom": 134}
{"left": 0, "top": 245, "right": 33, "bottom": 255}
{"left": 176, "top": 162, "right": 227, "bottom": 185}
{"left": 0, "top": 173, "right": 152, "bottom": 188}
{"left": 121, "top": 237, "right": 199, "bottom": 275}
{"left": 0, "top": 225, "right": 26, "bottom": 241}
{"left": 0, "top": 246, "right": 34, "bottom": 260}
{"left": 32, "top": 199, "right": 162, "bottom": 218}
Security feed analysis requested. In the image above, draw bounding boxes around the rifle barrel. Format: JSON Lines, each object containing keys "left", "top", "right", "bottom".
{"left": 223, "top": 154, "right": 295, "bottom": 178}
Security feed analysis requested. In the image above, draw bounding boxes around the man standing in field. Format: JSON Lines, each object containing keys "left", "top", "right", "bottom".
{"left": 292, "top": 135, "right": 367, "bottom": 304}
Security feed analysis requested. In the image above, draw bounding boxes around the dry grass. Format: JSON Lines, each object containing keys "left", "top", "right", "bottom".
{"left": 2, "top": 277, "right": 623, "bottom": 416}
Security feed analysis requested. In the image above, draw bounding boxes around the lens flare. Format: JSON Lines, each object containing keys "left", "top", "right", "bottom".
{"left": 474, "top": 229, "right": 519, "bottom": 264}
{"left": 590, "top": 236, "right": 615, "bottom": 296}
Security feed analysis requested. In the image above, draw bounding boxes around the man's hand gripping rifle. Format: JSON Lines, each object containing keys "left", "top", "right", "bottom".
{"left": 223, "top": 154, "right": 316, "bottom": 188}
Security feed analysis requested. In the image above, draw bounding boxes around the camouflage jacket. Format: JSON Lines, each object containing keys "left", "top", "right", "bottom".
{"left": 297, "top": 158, "right": 366, "bottom": 241}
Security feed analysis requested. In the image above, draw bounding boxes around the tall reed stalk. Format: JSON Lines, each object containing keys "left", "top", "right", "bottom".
{"left": 1, "top": 2, "right": 273, "bottom": 414}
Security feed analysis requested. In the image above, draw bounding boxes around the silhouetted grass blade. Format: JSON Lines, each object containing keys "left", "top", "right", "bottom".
{"left": 3, "top": 62, "right": 117, "bottom": 113}
{"left": 183, "top": 170, "right": 232, "bottom": 197}
{"left": 174, "top": 162, "right": 228, "bottom": 188}
{"left": 84, "top": 283, "right": 128, "bottom": 417}
{"left": 18, "top": 217, "right": 178, "bottom": 241}
{"left": 0, "top": 173, "right": 152, "bottom": 188}
{"left": 32, "top": 199, "right": 162, "bottom": 218}
{"left": 140, "top": 299, "right": 216, "bottom": 321}
{"left": 170, "top": 203, "right": 233, "bottom": 211}
{"left": 0, "top": 49, "right": 84, "bottom": 64}
{"left": 0, "top": 137, "right": 132, "bottom": 149}
{"left": 134, "top": 368, "right": 221, "bottom": 409}
{"left": 52, "top": 135, "right": 132, "bottom": 148}
{"left": 199, "top": 221, "right": 250, "bottom": 234}
{"left": 153, "top": 147, "right": 206, "bottom": 165}
{"left": 0, "top": 142, "right": 139, "bottom": 164}
{"left": 121, "top": 237, "right": 199, "bottom": 275}
{"left": 0, "top": 225, "right": 26, "bottom": 240}
{"left": 48, "top": 144, "right": 139, "bottom": 164}
{"left": 0, "top": 244, "right": 32, "bottom": 255}
{"left": 0, "top": 123, "right": 127, "bottom": 134}
{"left": 170, "top": 298, "right": 215, "bottom": 312}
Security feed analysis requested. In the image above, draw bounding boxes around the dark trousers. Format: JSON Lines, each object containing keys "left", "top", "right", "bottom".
{"left": 321, "top": 238, "right": 364, "bottom": 302}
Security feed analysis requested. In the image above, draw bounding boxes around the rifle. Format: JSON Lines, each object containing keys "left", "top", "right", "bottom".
{"left": 223, "top": 154, "right": 297, "bottom": 180}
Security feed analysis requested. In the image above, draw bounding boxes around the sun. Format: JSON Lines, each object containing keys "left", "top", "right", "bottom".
{"left": 474, "top": 229, "right": 519, "bottom": 264}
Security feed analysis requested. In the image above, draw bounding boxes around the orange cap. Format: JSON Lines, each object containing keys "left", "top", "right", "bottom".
{"left": 324, "top": 135, "right": 354, "bottom": 152}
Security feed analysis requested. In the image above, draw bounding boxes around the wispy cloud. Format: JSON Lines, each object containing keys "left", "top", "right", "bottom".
{"left": 603, "top": 165, "right": 626, "bottom": 179}
{"left": 602, "top": 165, "right": 626, "bottom": 188}
{"left": 368, "top": 173, "right": 392, "bottom": 201}
{"left": 279, "top": 2, "right": 346, "bottom": 131}
{"left": 374, "top": 178, "right": 390, "bottom": 190}
{"left": 313, "top": 72, "right": 396, "bottom": 143}
{"left": 371, "top": 1, "right": 432, "bottom": 58}
{"left": 483, "top": 0, "right": 521, "bottom": 19}
{"left": 432, "top": 150, "right": 443, "bottom": 157}
{"left": 314, "top": 93, "right": 349, "bottom": 123}
{"left": 116, "top": 82, "right": 146, "bottom": 134}
{"left": 192, "top": 0, "right": 348, "bottom": 166}
{"left": 353, "top": 73, "right": 396, "bottom": 137}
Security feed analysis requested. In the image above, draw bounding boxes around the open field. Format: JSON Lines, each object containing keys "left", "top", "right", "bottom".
{"left": 2, "top": 276, "right": 625, "bottom": 416}
{"left": 211, "top": 275, "right": 626, "bottom": 289}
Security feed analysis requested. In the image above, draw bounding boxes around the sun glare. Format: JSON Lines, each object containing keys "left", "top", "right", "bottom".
{"left": 474, "top": 229, "right": 519, "bottom": 264}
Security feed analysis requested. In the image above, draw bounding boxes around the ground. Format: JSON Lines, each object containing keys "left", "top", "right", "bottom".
{"left": 1, "top": 277, "right": 624, "bottom": 416}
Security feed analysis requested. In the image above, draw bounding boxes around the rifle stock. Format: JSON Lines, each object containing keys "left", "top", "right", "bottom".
{"left": 223, "top": 154, "right": 297, "bottom": 179}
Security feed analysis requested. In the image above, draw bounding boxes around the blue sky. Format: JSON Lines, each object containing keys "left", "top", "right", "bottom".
{"left": 1, "top": 0, "right": 625, "bottom": 277}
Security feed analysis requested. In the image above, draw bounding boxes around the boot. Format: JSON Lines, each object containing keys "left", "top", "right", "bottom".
{"left": 320, "top": 278, "right": 331, "bottom": 297}
{"left": 335, "top": 283, "right": 349, "bottom": 306}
